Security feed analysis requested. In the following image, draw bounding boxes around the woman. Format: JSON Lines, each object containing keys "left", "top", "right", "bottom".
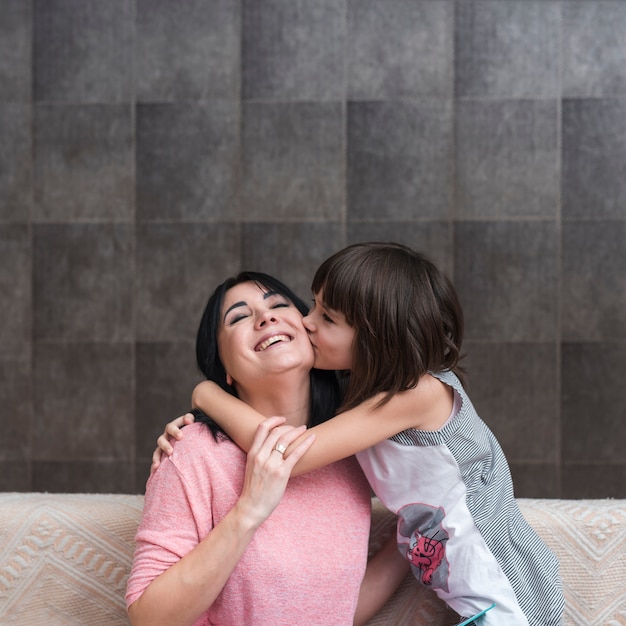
{"left": 127, "top": 271, "right": 407, "bottom": 626}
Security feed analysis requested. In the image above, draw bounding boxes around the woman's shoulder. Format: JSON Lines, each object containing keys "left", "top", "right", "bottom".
{"left": 167, "top": 422, "right": 228, "bottom": 460}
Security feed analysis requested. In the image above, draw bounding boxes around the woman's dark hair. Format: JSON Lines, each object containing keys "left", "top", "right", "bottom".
{"left": 194, "top": 271, "right": 340, "bottom": 438}
{"left": 311, "top": 242, "right": 465, "bottom": 412}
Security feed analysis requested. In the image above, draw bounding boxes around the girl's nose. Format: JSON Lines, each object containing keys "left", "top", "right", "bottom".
{"left": 302, "top": 314, "right": 314, "bottom": 332}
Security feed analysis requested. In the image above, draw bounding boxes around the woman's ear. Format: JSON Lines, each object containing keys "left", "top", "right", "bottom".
{"left": 226, "top": 373, "right": 234, "bottom": 386}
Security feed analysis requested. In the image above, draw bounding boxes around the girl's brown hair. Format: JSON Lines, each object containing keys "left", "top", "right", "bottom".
{"left": 311, "top": 242, "right": 465, "bottom": 411}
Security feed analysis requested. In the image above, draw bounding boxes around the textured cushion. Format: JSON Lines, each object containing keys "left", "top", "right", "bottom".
{"left": 0, "top": 493, "right": 142, "bottom": 625}
{"left": 365, "top": 497, "right": 626, "bottom": 626}
{"left": 1, "top": 493, "right": 625, "bottom": 625}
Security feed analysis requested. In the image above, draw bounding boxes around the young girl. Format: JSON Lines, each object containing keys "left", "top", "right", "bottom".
{"left": 156, "top": 243, "right": 563, "bottom": 626}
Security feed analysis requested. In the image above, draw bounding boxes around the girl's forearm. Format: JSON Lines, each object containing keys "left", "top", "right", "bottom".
{"left": 191, "top": 380, "right": 422, "bottom": 477}
{"left": 191, "top": 381, "right": 266, "bottom": 450}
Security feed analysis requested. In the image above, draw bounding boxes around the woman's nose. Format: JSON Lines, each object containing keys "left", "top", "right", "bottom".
{"left": 256, "top": 310, "right": 278, "bottom": 327}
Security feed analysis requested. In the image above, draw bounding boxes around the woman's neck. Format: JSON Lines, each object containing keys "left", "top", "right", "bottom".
{"left": 236, "top": 373, "right": 311, "bottom": 427}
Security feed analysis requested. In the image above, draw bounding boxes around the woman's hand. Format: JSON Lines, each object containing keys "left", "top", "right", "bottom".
{"left": 150, "top": 412, "right": 196, "bottom": 476}
{"left": 236, "top": 417, "right": 315, "bottom": 525}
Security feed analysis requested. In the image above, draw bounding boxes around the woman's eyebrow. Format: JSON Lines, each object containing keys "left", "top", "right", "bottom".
{"left": 223, "top": 301, "right": 246, "bottom": 322}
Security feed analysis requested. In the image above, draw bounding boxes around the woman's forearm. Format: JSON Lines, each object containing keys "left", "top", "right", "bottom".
{"left": 128, "top": 501, "right": 260, "bottom": 626}
{"left": 353, "top": 532, "right": 409, "bottom": 626}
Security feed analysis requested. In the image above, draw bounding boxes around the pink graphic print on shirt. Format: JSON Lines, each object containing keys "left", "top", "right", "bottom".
{"left": 397, "top": 503, "right": 450, "bottom": 592}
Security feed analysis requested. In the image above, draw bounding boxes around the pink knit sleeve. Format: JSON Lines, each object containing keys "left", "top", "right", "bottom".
{"left": 125, "top": 454, "right": 207, "bottom": 609}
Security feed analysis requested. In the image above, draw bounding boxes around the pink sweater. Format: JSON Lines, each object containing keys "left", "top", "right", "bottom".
{"left": 127, "top": 423, "right": 372, "bottom": 625}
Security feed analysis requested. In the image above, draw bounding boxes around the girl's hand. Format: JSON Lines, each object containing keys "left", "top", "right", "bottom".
{"left": 150, "top": 412, "right": 196, "bottom": 476}
{"left": 236, "top": 417, "right": 315, "bottom": 525}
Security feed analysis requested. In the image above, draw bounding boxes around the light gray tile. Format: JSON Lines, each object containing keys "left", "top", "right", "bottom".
{"left": 0, "top": 224, "right": 31, "bottom": 350}
{"left": 33, "top": 104, "right": 133, "bottom": 221}
{"left": 240, "top": 102, "right": 344, "bottom": 221}
{"left": 0, "top": 105, "right": 32, "bottom": 220}
{"left": 136, "top": 103, "right": 239, "bottom": 221}
{"left": 455, "top": 221, "right": 558, "bottom": 342}
{"left": 33, "top": 224, "right": 133, "bottom": 341}
{"left": 34, "top": 0, "right": 133, "bottom": 103}
{"left": 135, "top": 341, "right": 202, "bottom": 459}
{"left": 241, "top": 222, "right": 344, "bottom": 299}
{"left": 563, "top": 2, "right": 626, "bottom": 97}
{"left": 456, "top": 99, "right": 559, "bottom": 219}
{"left": 562, "top": 342, "right": 626, "bottom": 465}
{"left": 347, "top": 100, "right": 453, "bottom": 220}
{"left": 455, "top": 1, "right": 559, "bottom": 98}
{"left": 0, "top": 0, "right": 32, "bottom": 102}
{"left": 242, "top": 0, "right": 345, "bottom": 101}
{"left": 462, "top": 341, "right": 558, "bottom": 462}
{"left": 346, "top": 222, "right": 453, "bottom": 277}
{"left": 562, "top": 221, "right": 626, "bottom": 341}
{"left": 562, "top": 98, "right": 626, "bottom": 219}
{"left": 135, "top": 222, "right": 240, "bottom": 341}
{"left": 33, "top": 342, "right": 133, "bottom": 461}
{"left": 347, "top": 0, "right": 453, "bottom": 99}
{"left": 136, "top": 0, "right": 240, "bottom": 102}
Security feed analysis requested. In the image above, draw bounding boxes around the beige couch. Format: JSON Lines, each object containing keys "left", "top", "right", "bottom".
{"left": 1, "top": 493, "right": 625, "bottom": 625}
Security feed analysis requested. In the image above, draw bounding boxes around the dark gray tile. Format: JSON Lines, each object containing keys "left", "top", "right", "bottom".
{"left": 33, "top": 224, "right": 133, "bottom": 341}
{"left": 33, "top": 104, "right": 133, "bottom": 221}
{"left": 0, "top": 105, "right": 32, "bottom": 220}
{"left": 562, "top": 342, "right": 626, "bottom": 465}
{"left": 135, "top": 222, "right": 240, "bottom": 341}
{"left": 347, "top": 100, "right": 453, "bottom": 220}
{"left": 455, "top": 1, "right": 559, "bottom": 98}
{"left": 462, "top": 342, "right": 558, "bottom": 462}
{"left": 563, "top": 3, "right": 626, "bottom": 97}
{"left": 454, "top": 221, "right": 558, "bottom": 342}
{"left": 135, "top": 460, "right": 152, "bottom": 494}
{"left": 0, "top": 224, "right": 31, "bottom": 351}
{"left": 562, "top": 221, "right": 626, "bottom": 342}
{"left": 0, "top": 352, "right": 31, "bottom": 461}
{"left": 347, "top": 0, "right": 453, "bottom": 99}
{"left": 135, "top": 341, "right": 202, "bottom": 460}
{"left": 34, "top": 0, "right": 133, "bottom": 103}
{"left": 33, "top": 461, "right": 136, "bottom": 493}
{"left": 33, "top": 342, "right": 133, "bottom": 461}
{"left": 242, "top": 0, "right": 344, "bottom": 101}
{"left": 509, "top": 463, "right": 559, "bottom": 499}
{"left": 240, "top": 102, "right": 344, "bottom": 221}
{"left": 562, "top": 99, "right": 626, "bottom": 219}
{"left": 0, "top": 462, "right": 31, "bottom": 492}
{"left": 241, "top": 222, "right": 344, "bottom": 299}
{"left": 136, "top": 103, "right": 239, "bottom": 221}
{"left": 562, "top": 464, "right": 626, "bottom": 500}
{"left": 346, "top": 222, "right": 453, "bottom": 278}
{"left": 455, "top": 99, "right": 559, "bottom": 219}
{"left": 0, "top": 0, "right": 32, "bottom": 102}
{"left": 136, "top": 0, "right": 240, "bottom": 102}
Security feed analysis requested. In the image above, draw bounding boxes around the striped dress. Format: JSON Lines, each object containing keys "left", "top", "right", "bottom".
{"left": 356, "top": 370, "right": 564, "bottom": 626}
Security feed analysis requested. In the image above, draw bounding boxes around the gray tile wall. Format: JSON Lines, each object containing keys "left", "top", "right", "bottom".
{"left": 1, "top": 0, "right": 624, "bottom": 497}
